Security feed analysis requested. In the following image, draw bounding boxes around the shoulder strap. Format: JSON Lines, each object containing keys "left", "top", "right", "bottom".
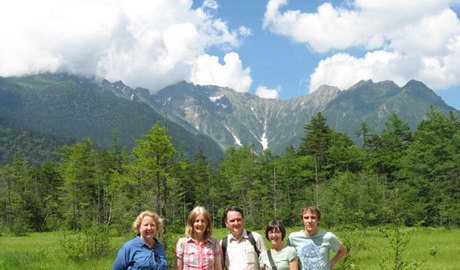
{"left": 267, "top": 250, "right": 278, "bottom": 270}
{"left": 221, "top": 236, "right": 228, "bottom": 269}
{"left": 247, "top": 231, "right": 261, "bottom": 256}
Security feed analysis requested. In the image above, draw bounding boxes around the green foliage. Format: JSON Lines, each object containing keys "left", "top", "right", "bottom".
{"left": 378, "top": 226, "right": 423, "bottom": 270}
{"left": 130, "top": 123, "right": 175, "bottom": 219}
{"left": 397, "top": 108, "right": 460, "bottom": 226}
{"left": 61, "top": 225, "right": 112, "bottom": 263}
{"left": 0, "top": 106, "right": 458, "bottom": 236}
{"left": 366, "top": 113, "right": 412, "bottom": 182}
{"left": 321, "top": 172, "right": 388, "bottom": 227}
{"left": 334, "top": 227, "right": 366, "bottom": 270}
{"left": 0, "top": 118, "right": 72, "bottom": 167}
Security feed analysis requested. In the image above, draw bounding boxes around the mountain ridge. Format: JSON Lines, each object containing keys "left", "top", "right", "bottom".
{"left": 144, "top": 79, "right": 458, "bottom": 154}
{"left": 0, "top": 73, "right": 225, "bottom": 164}
{"left": 1, "top": 73, "right": 458, "bottom": 159}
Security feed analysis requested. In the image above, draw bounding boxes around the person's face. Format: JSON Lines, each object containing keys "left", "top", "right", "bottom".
{"left": 268, "top": 227, "right": 283, "bottom": 246}
{"left": 225, "top": 210, "right": 244, "bottom": 237}
{"left": 193, "top": 213, "right": 208, "bottom": 239}
{"left": 139, "top": 215, "right": 158, "bottom": 242}
{"left": 301, "top": 210, "right": 319, "bottom": 235}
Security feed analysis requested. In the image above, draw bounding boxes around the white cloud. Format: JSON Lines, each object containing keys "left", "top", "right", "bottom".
{"left": 202, "top": 0, "right": 218, "bottom": 10}
{"left": 190, "top": 52, "right": 252, "bottom": 93}
{"left": 0, "top": 0, "right": 248, "bottom": 93}
{"left": 239, "top": 26, "right": 253, "bottom": 37}
{"left": 264, "top": 0, "right": 460, "bottom": 92}
{"left": 309, "top": 51, "right": 411, "bottom": 91}
{"left": 255, "top": 85, "right": 280, "bottom": 99}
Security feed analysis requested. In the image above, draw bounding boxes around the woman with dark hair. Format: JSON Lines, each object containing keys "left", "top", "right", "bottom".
{"left": 112, "top": 210, "right": 167, "bottom": 270}
{"left": 175, "top": 206, "right": 222, "bottom": 270}
{"left": 258, "top": 220, "right": 298, "bottom": 270}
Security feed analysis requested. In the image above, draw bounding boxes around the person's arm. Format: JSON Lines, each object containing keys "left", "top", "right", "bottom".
{"left": 289, "top": 257, "right": 298, "bottom": 270}
{"left": 112, "top": 245, "right": 128, "bottom": 270}
{"left": 213, "top": 238, "right": 223, "bottom": 270}
{"left": 214, "top": 254, "right": 223, "bottom": 270}
{"left": 155, "top": 243, "right": 168, "bottom": 270}
{"left": 176, "top": 257, "right": 183, "bottom": 270}
{"left": 175, "top": 239, "right": 184, "bottom": 270}
{"left": 330, "top": 244, "right": 347, "bottom": 267}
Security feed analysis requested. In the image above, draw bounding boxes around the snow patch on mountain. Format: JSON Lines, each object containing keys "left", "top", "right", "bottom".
{"left": 225, "top": 125, "right": 242, "bottom": 146}
{"left": 209, "top": 95, "right": 224, "bottom": 102}
{"left": 260, "top": 119, "right": 268, "bottom": 150}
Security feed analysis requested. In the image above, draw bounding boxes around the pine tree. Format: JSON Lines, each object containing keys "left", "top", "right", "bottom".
{"left": 130, "top": 123, "right": 175, "bottom": 219}
{"left": 60, "top": 139, "right": 97, "bottom": 229}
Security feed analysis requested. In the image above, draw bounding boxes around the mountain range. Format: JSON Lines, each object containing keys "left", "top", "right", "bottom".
{"left": 127, "top": 78, "right": 458, "bottom": 154}
{"left": 0, "top": 73, "right": 224, "bottom": 164}
{"left": 0, "top": 73, "right": 458, "bottom": 165}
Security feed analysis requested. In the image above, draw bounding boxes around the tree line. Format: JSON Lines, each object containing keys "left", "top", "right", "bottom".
{"left": 0, "top": 107, "right": 459, "bottom": 236}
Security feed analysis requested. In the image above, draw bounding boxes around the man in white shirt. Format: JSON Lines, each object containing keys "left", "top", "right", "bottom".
{"left": 221, "top": 206, "right": 267, "bottom": 270}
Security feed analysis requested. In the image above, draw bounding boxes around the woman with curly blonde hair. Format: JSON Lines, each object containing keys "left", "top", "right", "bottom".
{"left": 113, "top": 210, "right": 167, "bottom": 270}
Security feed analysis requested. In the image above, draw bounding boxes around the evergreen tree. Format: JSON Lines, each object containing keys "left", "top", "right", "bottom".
{"left": 298, "top": 112, "right": 335, "bottom": 205}
{"left": 60, "top": 139, "right": 97, "bottom": 229}
{"left": 271, "top": 146, "right": 315, "bottom": 226}
{"left": 215, "top": 146, "right": 266, "bottom": 227}
{"left": 33, "top": 161, "right": 63, "bottom": 230}
{"left": 398, "top": 109, "right": 460, "bottom": 225}
{"left": 130, "top": 123, "right": 175, "bottom": 219}
{"left": 0, "top": 153, "right": 36, "bottom": 234}
{"left": 354, "top": 121, "right": 375, "bottom": 148}
{"left": 326, "top": 131, "right": 364, "bottom": 174}
{"left": 366, "top": 114, "right": 412, "bottom": 183}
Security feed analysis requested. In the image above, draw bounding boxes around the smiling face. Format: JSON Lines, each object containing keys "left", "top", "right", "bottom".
{"left": 139, "top": 215, "right": 158, "bottom": 244}
{"left": 225, "top": 210, "right": 244, "bottom": 238}
{"left": 193, "top": 213, "right": 208, "bottom": 240}
{"left": 268, "top": 227, "right": 283, "bottom": 247}
{"left": 301, "top": 210, "right": 319, "bottom": 236}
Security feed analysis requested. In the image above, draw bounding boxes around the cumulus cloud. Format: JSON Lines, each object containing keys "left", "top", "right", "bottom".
{"left": 190, "top": 52, "right": 252, "bottom": 92}
{"left": 0, "top": 0, "right": 250, "bottom": 93}
{"left": 255, "top": 85, "right": 280, "bottom": 99}
{"left": 264, "top": 0, "right": 460, "bottom": 92}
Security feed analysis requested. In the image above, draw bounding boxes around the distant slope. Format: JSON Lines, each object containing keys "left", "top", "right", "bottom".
{"left": 2, "top": 73, "right": 456, "bottom": 160}
{"left": 143, "top": 82, "right": 342, "bottom": 154}
{"left": 0, "top": 73, "right": 224, "bottom": 162}
{"left": 145, "top": 80, "right": 458, "bottom": 153}
{"left": 0, "top": 117, "right": 75, "bottom": 166}
{"left": 322, "top": 80, "right": 456, "bottom": 136}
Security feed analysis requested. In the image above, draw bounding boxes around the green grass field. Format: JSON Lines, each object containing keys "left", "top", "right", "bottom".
{"left": 0, "top": 227, "right": 458, "bottom": 270}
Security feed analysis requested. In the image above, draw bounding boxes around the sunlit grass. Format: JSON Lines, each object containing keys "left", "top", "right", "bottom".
{"left": 0, "top": 231, "right": 126, "bottom": 270}
{"left": 0, "top": 227, "right": 458, "bottom": 269}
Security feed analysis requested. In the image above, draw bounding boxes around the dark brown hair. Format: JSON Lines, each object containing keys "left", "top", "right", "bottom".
{"left": 222, "top": 206, "right": 244, "bottom": 226}
{"left": 265, "top": 220, "right": 286, "bottom": 240}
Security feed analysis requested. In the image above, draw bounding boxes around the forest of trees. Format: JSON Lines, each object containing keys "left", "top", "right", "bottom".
{"left": 0, "top": 108, "right": 459, "bottom": 236}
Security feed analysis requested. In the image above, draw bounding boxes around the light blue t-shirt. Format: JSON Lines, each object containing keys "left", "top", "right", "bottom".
{"left": 286, "top": 230, "right": 342, "bottom": 270}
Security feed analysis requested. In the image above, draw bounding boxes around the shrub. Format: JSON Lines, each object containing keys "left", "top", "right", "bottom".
{"left": 61, "top": 225, "right": 112, "bottom": 263}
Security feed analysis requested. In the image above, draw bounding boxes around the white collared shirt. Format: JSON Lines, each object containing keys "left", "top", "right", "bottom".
{"left": 222, "top": 230, "right": 267, "bottom": 270}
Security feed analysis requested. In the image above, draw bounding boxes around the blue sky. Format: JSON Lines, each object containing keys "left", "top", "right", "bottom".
{"left": 1, "top": 0, "right": 460, "bottom": 109}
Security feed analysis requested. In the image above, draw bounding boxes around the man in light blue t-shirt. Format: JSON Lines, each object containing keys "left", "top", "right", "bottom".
{"left": 287, "top": 205, "right": 347, "bottom": 270}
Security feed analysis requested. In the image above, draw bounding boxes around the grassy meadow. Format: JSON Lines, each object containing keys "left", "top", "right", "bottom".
{"left": 0, "top": 227, "right": 458, "bottom": 270}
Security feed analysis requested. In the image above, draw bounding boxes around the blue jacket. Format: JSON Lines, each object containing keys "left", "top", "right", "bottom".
{"left": 112, "top": 236, "right": 168, "bottom": 270}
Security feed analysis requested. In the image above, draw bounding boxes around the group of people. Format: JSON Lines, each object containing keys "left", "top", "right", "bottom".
{"left": 112, "top": 205, "right": 347, "bottom": 270}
